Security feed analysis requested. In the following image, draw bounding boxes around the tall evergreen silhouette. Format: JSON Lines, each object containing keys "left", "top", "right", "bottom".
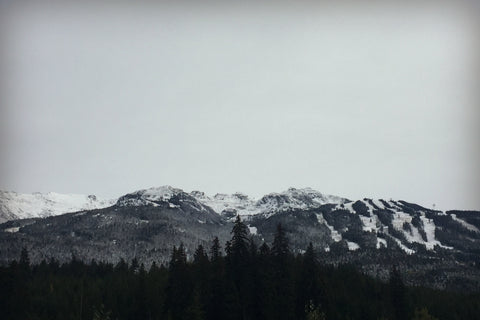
{"left": 296, "top": 242, "right": 323, "bottom": 319}
{"left": 0, "top": 228, "right": 478, "bottom": 320}
{"left": 271, "top": 223, "right": 295, "bottom": 320}
{"left": 390, "top": 264, "right": 409, "bottom": 320}
{"left": 227, "top": 215, "right": 252, "bottom": 320}
{"left": 164, "top": 244, "right": 193, "bottom": 320}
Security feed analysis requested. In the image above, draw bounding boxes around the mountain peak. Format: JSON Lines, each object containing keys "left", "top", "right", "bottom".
{"left": 255, "top": 187, "right": 349, "bottom": 216}
{"left": 116, "top": 185, "right": 185, "bottom": 207}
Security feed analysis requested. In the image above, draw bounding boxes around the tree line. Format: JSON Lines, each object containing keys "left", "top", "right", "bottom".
{"left": 1, "top": 216, "right": 479, "bottom": 320}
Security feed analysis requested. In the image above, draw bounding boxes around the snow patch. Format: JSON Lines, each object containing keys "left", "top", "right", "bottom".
{"left": 347, "top": 241, "right": 360, "bottom": 251}
{"left": 376, "top": 237, "right": 387, "bottom": 249}
{"left": 372, "top": 199, "right": 385, "bottom": 210}
{"left": 316, "top": 213, "right": 342, "bottom": 242}
{"left": 420, "top": 215, "right": 448, "bottom": 250}
{"left": 342, "top": 202, "right": 356, "bottom": 214}
{"left": 360, "top": 215, "right": 379, "bottom": 233}
{"left": 393, "top": 238, "right": 415, "bottom": 254}
{"left": 248, "top": 225, "right": 258, "bottom": 235}
{"left": 362, "top": 200, "right": 375, "bottom": 214}
{"left": 391, "top": 211, "right": 426, "bottom": 245}
{"left": 389, "top": 210, "right": 449, "bottom": 250}
{"left": 451, "top": 214, "right": 479, "bottom": 233}
{"left": 391, "top": 211, "right": 412, "bottom": 231}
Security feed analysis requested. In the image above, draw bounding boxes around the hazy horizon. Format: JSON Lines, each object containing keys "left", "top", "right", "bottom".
{"left": 1, "top": 1, "right": 479, "bottom": 211}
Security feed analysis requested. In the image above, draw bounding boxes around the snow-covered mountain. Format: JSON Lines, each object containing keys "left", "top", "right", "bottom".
{"left": 1, "top": 185, "right": 479, "bottom": 257}
{"left": 1, "top": 185, "right": 480, "bottom": 290}
{"left": 0, "top": 186, "right": 349, "bottom": 223}
{"left": 0, "top": 191, "right": 116, "bottom": 223}
{"left": 192, "top": 187, "right": 349, "bottom": 218}
{"left": 114, "top": 186, "right": 349, "bottom": 219}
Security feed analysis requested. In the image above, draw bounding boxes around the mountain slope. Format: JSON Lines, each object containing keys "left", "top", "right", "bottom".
{"left": 0, "top": 186, "right": 479, "bottom": 290}
{"left": 0, "top": 187, "right": 228, "bottom": 265}
{"left": 191, "top": 187, "right": 348, "bottom": 219}
{"left": 0, "top": 191, "right": 116, "bottom": 223}
{"left": 1, "top": 186, "right": 479, "bottom": 255}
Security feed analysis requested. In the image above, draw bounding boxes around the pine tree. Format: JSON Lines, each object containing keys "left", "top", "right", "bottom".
{"left": 225, "top": 240, "right": 232, "bottom": 259}
{"left": 134, "top": 263, "right": 148, "bottom": 319}
{"left": 272, "top": 223, "right": 290, "bottom": 257}
{"left": 194, "top": 245, "right": 209, "bottom": 266}
{"left": 129, "top": 257, "right": 139, "bottom": 274}
{"left": 227, "top": 216, "right": 252, "bottom": 320}
{"left": 193, "top": 244, "right": 210, "bottom": 317}
{"left": 271, "top": 223, "right": 295, "bottom": 320}
{"left": 255, "top": 241, "right": 274, "bottom": 319}
{"left": 297, "top": 243, "right": 322, "bottom": 319}
{"left": 389, "top": 265, "right": 408, "bottom": 320}
{"left": 10, "top": 248, "right": 32, "bottom": 320}
{"left": 230, "top": 215, "right": 249, "bottom": 263}
{"left": 210, "top": 237, "right": 222, "bottom": 262}
{"left": 19, "top": 248, "right": 30, "bottom": 270}
{"left": 227, "top": 216, "right": 250, "bottom": 286}
{"left": 164, "top": 244, "right": 193, "bottom": 320}
{"left": 207, "top": 237, "right": 229, "bottom": 320}
{"left": 259, "top": 242, "right": 270, "bottom": 256}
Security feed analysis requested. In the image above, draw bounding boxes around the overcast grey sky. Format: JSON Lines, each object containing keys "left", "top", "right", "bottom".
{"left": 1, "top": 1, "right": 479, "bottom": 210}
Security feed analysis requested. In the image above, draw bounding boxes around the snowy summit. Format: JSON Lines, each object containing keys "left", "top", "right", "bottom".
{"left": 0, "top": 190, "right": 116, "bottom": 223}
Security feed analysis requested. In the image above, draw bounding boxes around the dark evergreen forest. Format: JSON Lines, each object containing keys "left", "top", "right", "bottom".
{"left": 1, "top": 216, "right": 479, "bottom": 320}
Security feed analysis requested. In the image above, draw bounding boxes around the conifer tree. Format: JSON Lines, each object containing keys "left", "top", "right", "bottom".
{"left": 19, "top": 248, "right": 30, "bottom": 270}
{"left": 164, "top": 244, "right": 193, "bottom": 320}
{"left": 193, "top": 244, "right": 210, "bottom": 317}
{"left": 259, "top": 242, "right": 270, "bottom": 256}
{"left": 210, "top": 237, "right": 222, "bottom": 262}
{"left": 230, "top": 215, "right": 249, "bottom": 263}
{"left": 389, "top": 265, "right": 408, "bottom": 320}
{"left": 227, "top": 215, "right": 252, "bottom": 319}
{"left": 10, "top": 248, "right": 32, "bottom": 320}
{"left": 296, "top": 243, "right": 322, "bottom": 319}
{"left": 193, "top": 245, "right": 207, "bottom": 265}
{"left": 207, "top": 237, "right": 229, "bottom": 320}
{"left": 271, "top": 223, "right": 295, "bottom": 320}
{"left": 272, "top": 223, "right": 290, "bottom": 258}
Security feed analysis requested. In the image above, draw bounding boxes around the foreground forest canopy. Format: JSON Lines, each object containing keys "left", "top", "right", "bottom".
{"left": 1, "top": 217, "right": 479, "bottom": 320}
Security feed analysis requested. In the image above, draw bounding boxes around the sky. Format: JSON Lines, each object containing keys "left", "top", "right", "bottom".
{"left": 0, "top": 1, "right": 479, "bottom": 211}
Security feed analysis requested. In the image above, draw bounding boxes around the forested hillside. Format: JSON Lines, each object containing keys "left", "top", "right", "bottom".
{"left": 1, "top": 217, "right": 479, "bottom": 320}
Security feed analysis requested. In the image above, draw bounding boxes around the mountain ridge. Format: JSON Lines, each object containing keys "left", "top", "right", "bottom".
{"left": 0, "top": 185, "right": 400, "bottom": 221}
{"left": 1, "top": 185, "right": 480, "bottom": 290}
{"left": 0, "top": 190, "right": 116, "bottom": 223}
{"left": 2, "top": 186, "right": 477, "bottom": 256}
